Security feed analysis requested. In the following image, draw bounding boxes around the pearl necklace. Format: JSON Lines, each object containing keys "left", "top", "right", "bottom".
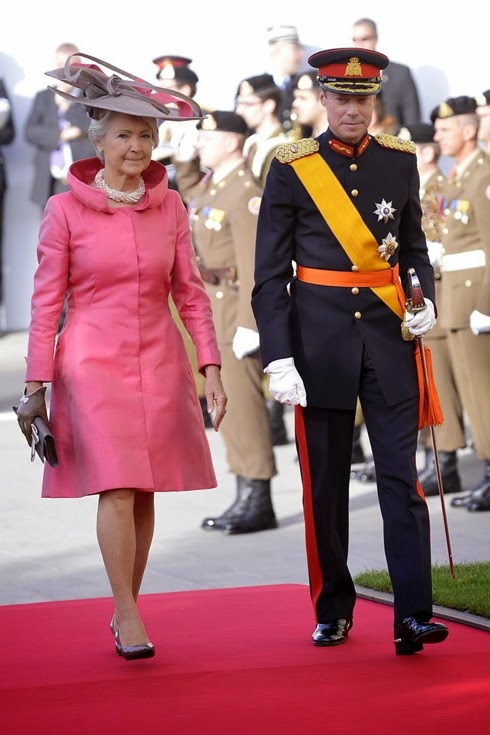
{"left": 94, "top": 168, "right": 146, "bottom": 204}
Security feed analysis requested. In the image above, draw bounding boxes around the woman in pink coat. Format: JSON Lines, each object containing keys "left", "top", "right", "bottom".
{"left": 15, "top": 55, "right": 227, "bottom": 661}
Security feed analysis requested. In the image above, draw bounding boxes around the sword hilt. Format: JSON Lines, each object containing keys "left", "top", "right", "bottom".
{"left": 401, "top": 268, "right": 427, "bottom": 341}
{"left": 405, "top": 267, "right": 427, "bottom": 313}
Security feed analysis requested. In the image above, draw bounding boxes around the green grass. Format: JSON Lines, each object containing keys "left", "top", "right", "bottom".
{"left": 354, "top": 562, "right": 490, "bottom": 619}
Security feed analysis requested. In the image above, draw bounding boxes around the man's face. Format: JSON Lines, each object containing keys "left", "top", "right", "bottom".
{"left": 269, "top": 41, "right": 303, "bottom": 77}
{"left": 351, "top": 23, "right": 377, "bottom": 50}
{"left": 433, "top": 117, "right": 465, "bottom": 157}
{"left": 196, "top": 130, "right": 235, "bottom": 170}
{"left": 320, "top": 91, "right": 375, "bottom": 144}
{"left": 235, "top": 94, "right": 265, "bottom": 130}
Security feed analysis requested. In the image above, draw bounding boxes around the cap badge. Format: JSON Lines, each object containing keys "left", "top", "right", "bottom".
{"left": 378, "top": 233, "right": 398, "bottom": 261}
{"left": 374, "top": 199, "right": 396, "bottom": 223}
{"left": 438, "top": 101, "right": 454, "bottom": 118}
{"left": 345, "top": 57, "right": 362, "bottom": 77}
{"left": 297, "top": 74, "right": 315, "bottom": 91}
{"left": 159, "top": 60, "right": 176, "bottom": 80}
{"left": 239, "top": 81, "right": 254, "bottom": 96}
{"left": 200, "top": 114, "right": 217, "bottom": 131}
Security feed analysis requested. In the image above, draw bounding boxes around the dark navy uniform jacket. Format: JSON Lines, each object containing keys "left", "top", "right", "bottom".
{"left": 252, "top": 128, "right": 435, "bottom": 410}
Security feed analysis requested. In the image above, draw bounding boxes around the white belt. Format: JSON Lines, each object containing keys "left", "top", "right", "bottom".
{"left": 442, "top": 249, "right": 486, "bottom": 272}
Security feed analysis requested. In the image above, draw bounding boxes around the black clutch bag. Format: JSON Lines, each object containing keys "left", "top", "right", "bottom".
{"left": 12, "top": 408, "right": 59, "bottom": 467}
{"left": 30, "top": 416, "right": 59, "bottom": 467}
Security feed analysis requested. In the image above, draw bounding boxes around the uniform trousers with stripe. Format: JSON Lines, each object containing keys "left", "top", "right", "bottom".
{"left": 295, "top": 346, "right": 434, "bottom": 625}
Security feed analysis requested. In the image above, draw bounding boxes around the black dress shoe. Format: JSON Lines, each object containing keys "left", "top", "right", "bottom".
{"left": 312, "top": 619, "right": 353, "bottom": 646}
{"left": 453, "top": 460, "right": 490, "bottom": 508}
{"left": 393, "top": 616, "right": 448, "bottom": 655}
{"left": 467, "top": 489, "right": 490, "bottom": 512}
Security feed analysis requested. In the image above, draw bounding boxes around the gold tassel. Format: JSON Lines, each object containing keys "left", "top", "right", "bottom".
{"left": 414, "top": 342, "right": 444, "bottom": 429}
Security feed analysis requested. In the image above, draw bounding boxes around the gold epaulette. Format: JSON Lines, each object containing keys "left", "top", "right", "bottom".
{"left": 374, "top": 133, "right": 416, "bottom": 154}
{"left": 275, "top": 138, "right": 320, "bottom": 164}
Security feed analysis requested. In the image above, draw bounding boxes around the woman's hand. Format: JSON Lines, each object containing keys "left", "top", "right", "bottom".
{"left": 15, "top": 384, "right": 49, "bottom": 445}
{"left": 203, "top": 365, "right": 227, "bottom": 431}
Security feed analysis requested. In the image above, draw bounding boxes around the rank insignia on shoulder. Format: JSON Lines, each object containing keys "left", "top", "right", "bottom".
{"left": 275, "top": 138, "right": 320, "bottom": 163}
{"left": 374, "top": 133, "right": 416, "bottom": 154}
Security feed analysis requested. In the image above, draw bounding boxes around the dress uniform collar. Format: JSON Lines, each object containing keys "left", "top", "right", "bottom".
{"left": 326, "top": 129, "right": 370, "bottom": 158}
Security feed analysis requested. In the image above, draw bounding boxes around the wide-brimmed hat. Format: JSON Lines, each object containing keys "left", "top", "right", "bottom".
{"left": 45, "top": 52, "right": 203, "bottom": 121}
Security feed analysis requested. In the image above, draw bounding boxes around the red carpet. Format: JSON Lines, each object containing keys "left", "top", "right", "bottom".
{"left": 0, "top": 584, "right": 488, "bottom": 734}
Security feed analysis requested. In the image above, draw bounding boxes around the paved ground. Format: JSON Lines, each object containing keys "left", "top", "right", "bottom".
{"left": 1, "top": 330, "right": 488, "bottom": 625}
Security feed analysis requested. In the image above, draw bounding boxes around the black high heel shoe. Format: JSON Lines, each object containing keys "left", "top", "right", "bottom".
{"left": 110, "top": 615, "right": 155, "bottom": 660}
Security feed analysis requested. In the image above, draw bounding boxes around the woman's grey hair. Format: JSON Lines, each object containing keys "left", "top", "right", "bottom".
{"left": 88, "top": 111, "right": 159, "bottom": 160}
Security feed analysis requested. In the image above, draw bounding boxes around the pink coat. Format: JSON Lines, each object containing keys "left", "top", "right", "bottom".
{"left": 26, "top": 157, "right": 221, "bottom": 498}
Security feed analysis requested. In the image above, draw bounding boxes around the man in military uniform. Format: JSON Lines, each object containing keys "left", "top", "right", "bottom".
{"left": 399, "top": 122, "right": 466, "bottom": 496}
{"left": 235, "top": 73, "right": 294, "bottom": 445}
{"left": 432, "top": 97, "right": 490, "bottom": 511}
{"left": 174, "top": 111, "right": 278, "bottom": 534}
{"left": 235, "top": 74, "right": 291, "bottom": 185}
{"left": 252, "top": 47, "right": 448, "bottom": 654}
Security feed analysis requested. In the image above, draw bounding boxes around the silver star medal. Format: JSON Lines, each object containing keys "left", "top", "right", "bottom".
{"left": 374, "top": 199, "right": 396, "bottom": 223}
{"left": 378, "top": 233, "right": 398, "bottom": 261}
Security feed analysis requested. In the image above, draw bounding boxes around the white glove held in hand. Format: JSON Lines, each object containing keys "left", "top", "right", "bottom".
{"left": 404, "top": 298, "right": 436, "bottom": 336}
{"left": 264, "top": 357, "right": 307, "bottom": 407}
{"left": 232, "top": 327, "right": 260, "bottom": 359}
{"left": 470, "top": 309, "right": 490, "bottom": 335}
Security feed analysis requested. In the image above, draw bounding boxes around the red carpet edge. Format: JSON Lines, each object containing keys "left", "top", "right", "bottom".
{"left": 355, "top": 584, "right": 490, "bottom": 632}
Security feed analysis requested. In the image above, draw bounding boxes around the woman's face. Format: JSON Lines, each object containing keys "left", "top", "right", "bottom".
{"left": 99, "top": 113, "right": 154, "bottom": 179}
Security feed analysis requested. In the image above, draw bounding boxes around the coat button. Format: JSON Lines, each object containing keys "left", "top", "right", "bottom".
{"left": 465, "top": 280, "right": 472, "bottom": 287}
{"left": 354, "top": 311, "right": 362, "bottom": 319}
{"left": 352, "top": 265, "right": 359, "bottom": 272}
{"left": 351, "top": 189, "right": 359, "bottom": 197}
{"left": 350, "top": 163, "right": 358, "bottom": 171}
{"left": 216, "top": 291, "right": 224, "bottom": 299}
{"left": 351, "top": 287, "right": 359, "bottom": 294}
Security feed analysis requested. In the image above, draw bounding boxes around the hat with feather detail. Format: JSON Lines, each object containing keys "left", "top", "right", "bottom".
{"left": 45, "top": 52, "right": 203, "bottom": 121}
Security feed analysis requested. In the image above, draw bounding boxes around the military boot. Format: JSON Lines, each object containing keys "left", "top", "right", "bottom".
{"left": 421, "top": 451, "right": 462, "bottom": 497}
{"left": 201, "top": 475, "right": 253, "bottom": 530}
{"left": 224, "top": 479, "right": 278, "bottom": 534}
{"left": 462, "top": 461, "right": 490, "bottom": 511}
{"left": 266, "top": 399, "right": 290, "bottom": 446}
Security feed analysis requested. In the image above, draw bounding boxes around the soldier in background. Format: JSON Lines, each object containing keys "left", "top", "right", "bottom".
{"left": 174, "top": 111, "right": 278, "bottom": 534}
{"left": 235, "top": 73, "right": 293, "bottom": 445}
{"left": 235, "top": 74, "right": 290, "bottom": 185}
{"left": 399, "top": 122, "right": 465, "bottom": 495}
{"left": 265, "top": 24, "right": 304, "bottom": 135}
{"left": 432, "top": 96, "right": 490, "bottom": 511}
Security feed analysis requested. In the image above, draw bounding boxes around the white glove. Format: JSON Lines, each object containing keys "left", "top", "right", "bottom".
{"left": 232, "top": 327, "right": 260, "bottom": 359}
{"left": 426, "top": 241, "right": 444, "bottom": 267}
{"left": 264, "top": 357, "right": 307, "bottom": 407}
{"left": 470, "top": 309, "right": 490, "bottom": 335}
{"left": 404, "top": 298, "right": 436, "bottom": 336}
